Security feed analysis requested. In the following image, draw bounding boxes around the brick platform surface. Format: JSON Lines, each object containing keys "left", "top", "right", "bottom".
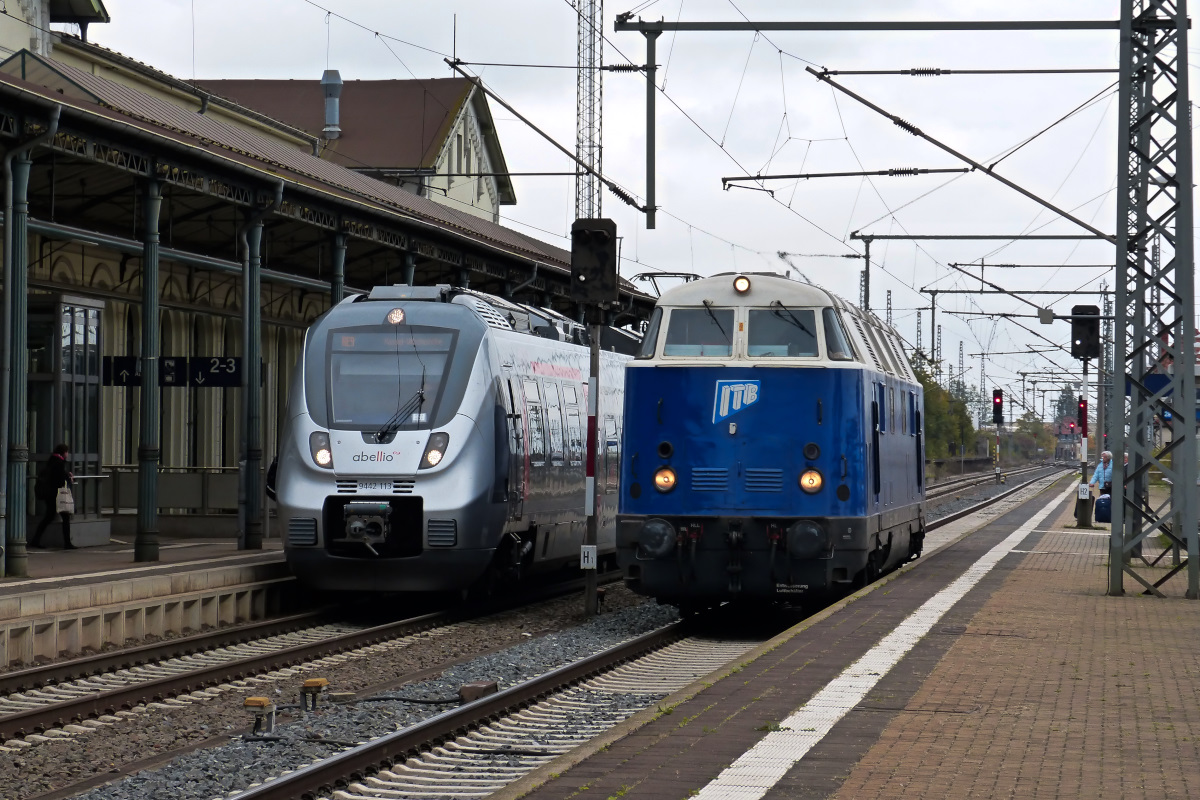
{"left": 501, "top": 477, "right": 1200, "bottom": 800}
{"left": 831, "top": 500, "right": 1199, "bottom": 800}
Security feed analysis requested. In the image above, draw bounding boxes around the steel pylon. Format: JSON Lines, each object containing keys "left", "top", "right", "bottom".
{"left": 1109, "top": 0, "right": 1198, "bottom": 598}
{"left": 575, "top": 0, "right": 603, "bottom": 219}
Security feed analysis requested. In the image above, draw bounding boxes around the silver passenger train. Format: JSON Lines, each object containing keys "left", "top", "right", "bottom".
{"left": 276, "top": 284, "right": 634, "bottom": 593}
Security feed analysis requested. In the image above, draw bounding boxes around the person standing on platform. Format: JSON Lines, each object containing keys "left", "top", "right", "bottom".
{"left": 30, "top": 443, "right": 75, "bottom": 550}
{"left": 1089, "top": 450, "right": 1113, "bottom": 495}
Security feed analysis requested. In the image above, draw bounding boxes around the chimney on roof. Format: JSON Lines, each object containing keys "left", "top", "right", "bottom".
{"left": 321, "top": 69, "right": 342, "bottom": 140}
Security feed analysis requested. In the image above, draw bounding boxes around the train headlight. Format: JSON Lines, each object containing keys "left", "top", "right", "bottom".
{"left": 386, "top": 307, "right": 406, "bottom": 325}
{"left": 309, "top": 431, "right": 334, "bottom": 469}
{"left": 420, "top": 432, "right": 450, "bottom": 469}
{"left": 733, "top": 275, "right": 751, "bottom": 293}
{"left": 799, "top": 469, "right": 823, "bottom": 493}
{"left": 653, "top": 467, "right": 677, "bottom": 493}
{"left": 638, "top": 518, "right": 676, "bottom": 558}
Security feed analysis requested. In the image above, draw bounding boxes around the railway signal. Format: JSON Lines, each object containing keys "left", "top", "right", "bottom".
{"left": 1070, "top": 304, "right": 1101, "bottom": 360}
{"left": 570, "top": 218, "right": 618, "bottom": 306}
{"left": 992, "top": 389, "right": 1004, "bottom": 425}
{"left": 1078, "top": 396, "right": 1087, "bottom": 438}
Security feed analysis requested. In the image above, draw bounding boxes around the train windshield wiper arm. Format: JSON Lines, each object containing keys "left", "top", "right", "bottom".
{"left": 701, "top": 300, "right": 730, "bottom": 342}
{"left": 374, "top": 388, "right": 425, "bottom": 442}
{"left": 771, "top": 300, "right": 815, "bottom": 337}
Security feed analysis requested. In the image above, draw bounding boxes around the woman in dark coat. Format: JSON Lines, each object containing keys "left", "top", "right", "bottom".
{"left": 31, "top": 443, "right": 74, "bottom": 549}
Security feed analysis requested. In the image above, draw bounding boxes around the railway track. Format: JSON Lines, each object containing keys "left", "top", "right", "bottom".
{"left": 0, "top": 573, "right": 619, "bottom": 745}
{"left": 926, "top": 464, "right": 1045, "bottom": 500}
{"left": 230, "top": 621, "right": 766, "bottom": 800}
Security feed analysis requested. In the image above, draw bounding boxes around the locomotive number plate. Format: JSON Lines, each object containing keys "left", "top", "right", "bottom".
{"left": 357, "top": 480, "right": 391, "bottom": 492}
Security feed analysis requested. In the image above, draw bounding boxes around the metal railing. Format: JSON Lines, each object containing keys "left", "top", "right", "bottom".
{"left": 100, "top": 465, "right": 243, "bottom": 515}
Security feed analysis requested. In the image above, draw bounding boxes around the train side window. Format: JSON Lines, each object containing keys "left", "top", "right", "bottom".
{"left": 663, "top": 308, "right": 734, "bottom": 357}
{"left": 909, "top": 392, "right": 916, "bottom": 436}
{"left": 567, "top": 411, "right": 583, "bottom": 466}
{"left": 890, "top": 387, "right": 896, "bottom": 432}
{"left": 876, "top": 384, "right": 887, "bottom": 433}
{"left": 563, "top": 384, "right": 579, "bottom": 405}
{"left": 604, "top": 416, "right": 619, "bottom": 492}
{"left": 544, "top": 381, "right": 565, "bottom": 464}
{"left": 522, "top": 379, "right": 541, "bottom": 403}
{"left": 636, "top": 308, "right": 663, "bottom": 359}
{"left": 822, "top": 308, "right": 856, "bottom": 361}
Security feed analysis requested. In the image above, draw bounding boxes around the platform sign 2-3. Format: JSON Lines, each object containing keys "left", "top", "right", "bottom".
{"left": 102, "top": 356, "right": 255, "bottom": 388}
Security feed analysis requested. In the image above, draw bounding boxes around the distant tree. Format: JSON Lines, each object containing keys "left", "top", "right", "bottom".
{"left": 913, "top": 364, "right": 975, "bottom": 459}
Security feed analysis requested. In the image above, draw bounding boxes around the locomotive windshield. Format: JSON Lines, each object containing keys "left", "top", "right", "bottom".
{"left": 747, "top": 307, "right": 819, "bottom": 357}
{"left": 663, "top": 307, "right": 734, "bottom": 356}
{"left": 325, "top": 326, "right": 459, "bottom": 430}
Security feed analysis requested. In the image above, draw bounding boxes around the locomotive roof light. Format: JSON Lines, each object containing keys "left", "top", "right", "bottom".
{"left": 732, "top": 275, "right": 752, "bottom": 294}
{"left": 309, "top": 431, "right": 334, "bottom": 469}
{"left": 420, "top": 432, "right": 450, "bottom": 469}
{"left": 653, "top": 466, "right": 678, "bottom": 493}
{"left": 386, "top": 308, "right": 406, "bottom": 325}
{"left": 799, "top": 469, "right": 824, "bottom": 494}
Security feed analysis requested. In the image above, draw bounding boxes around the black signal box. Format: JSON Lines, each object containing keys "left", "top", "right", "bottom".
{"left": 571, "top": 218, "right": 618, "bottom": 306}
{"left": 992, "top": 389, "right": 1004, "bottom": 425}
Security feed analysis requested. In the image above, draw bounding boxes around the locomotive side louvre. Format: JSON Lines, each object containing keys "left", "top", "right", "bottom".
{"left": 278, "top": 285, "right": 632, "bottom": 593}
{"left": 616, "top": 273, "right": 924, "bottom": 606}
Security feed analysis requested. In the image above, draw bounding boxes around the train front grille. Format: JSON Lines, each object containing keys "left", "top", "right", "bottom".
{"left": 287, "top": 517, "right": 318, "bottom": 546}
{"left": 691, "top": 467, "right": 729, "bottom": 492}
{"left": 427, "top": 519, "right": 458, "bottom": 547}
{"left": 745, "top": 468, "right": 784, "bottom": 492}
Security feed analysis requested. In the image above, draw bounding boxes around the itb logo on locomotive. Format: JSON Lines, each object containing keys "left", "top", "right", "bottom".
{"left": 712, "top": 380, "right": 760, "bottom": 423}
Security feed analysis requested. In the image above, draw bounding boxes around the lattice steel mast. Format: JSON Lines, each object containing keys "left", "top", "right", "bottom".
{"left": 1110, "top": 0, "right": 1197, "bottom": 598}
{"left": 575, "top": 0, "right": 603, "bottom": 219}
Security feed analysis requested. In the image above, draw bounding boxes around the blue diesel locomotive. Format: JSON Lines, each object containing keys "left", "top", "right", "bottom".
{"left": 616, "top": 273, "right": 925, "bottom": 607}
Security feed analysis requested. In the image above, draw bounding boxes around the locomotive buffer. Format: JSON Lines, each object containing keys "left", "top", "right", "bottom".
{"left": 572, "top": 217, "right": 619, "bottom": 615}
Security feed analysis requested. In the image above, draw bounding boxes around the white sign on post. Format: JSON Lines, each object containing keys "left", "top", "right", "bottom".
{"left": 1077, "top": 483, "right": 1091, "bottom": 501}
{"left": 580, "top": 545, "right": 598, "bottom": 570}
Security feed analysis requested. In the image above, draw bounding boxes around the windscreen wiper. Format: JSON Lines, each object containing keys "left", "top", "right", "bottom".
{"left": 771, "top": 300, "right": 815, "bottom": 337}
{"left": 375, "top": 367, "right": 427, "bottom": 442}
{"left": 702, "top": 300, "right": 730, "bottom": 342}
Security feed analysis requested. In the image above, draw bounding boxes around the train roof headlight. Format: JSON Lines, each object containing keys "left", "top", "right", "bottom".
{"left": 654, "top": 467, "right": 677, "bottom": 493}
{"left": 733, "top": 275, "right": 751, "bottom": 294}
{"left": 420, "top": 432, "right": 450, "bottom": 470}
{"left": 799, "top": 469, "right": 823, "bottom": 494}
{"left": 386, "top": 307, "right": 406, "bottom": 325}
{"left": 309, "top": 431, "right": 334, "bottom": 470}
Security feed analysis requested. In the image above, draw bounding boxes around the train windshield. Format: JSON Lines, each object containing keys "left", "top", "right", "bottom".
{"left": 747, "top": 306, "right": 819, "bottom": 357}
{"left": 663, "top": 307, "right": 734, "bottom": 356}
{"left": 325, "top": 326, "right": 459, "bottom": 430}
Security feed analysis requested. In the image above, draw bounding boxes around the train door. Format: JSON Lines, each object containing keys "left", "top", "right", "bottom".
{"left": 504, "top": 375, "right": 526, "bottom": 520}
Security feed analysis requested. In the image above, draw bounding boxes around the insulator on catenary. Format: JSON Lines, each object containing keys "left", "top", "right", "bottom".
{"left": 890, "top": 116, "right": 921, "bottom": 136}
{"left": 907, "top": 67, "right": 948, "bottom": 76}
{"left": 602, "top": 64, "right": 643, "bottom": 72}
{"left": 887, "top": 168, "right": 922, "bottom": 177}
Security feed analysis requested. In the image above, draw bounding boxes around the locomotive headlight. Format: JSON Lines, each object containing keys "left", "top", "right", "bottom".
{"left": 653, "top": 467, "right": 677, "bottom": 493}
{"left": 420, "top": 432, "right": 450, "bottom": 469}
{"left": 309, "top": 431, "right": 334, "bottom": 469}
{"left": 799, "top": 469, "right": 824, "bottom": 493}
{"left": 386, "top": 307, "right": 406, "bottom": 325}
{"left": 733, "top": 275, "right": 751, "bottom": 294}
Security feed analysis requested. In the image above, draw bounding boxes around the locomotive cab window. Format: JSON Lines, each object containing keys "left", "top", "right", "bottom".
{"left": 747, "top": 308, "right": 819, "bottom": 357}
{"left": 636, "top": 308, "right": 663, "bottom": 359}
{"left": 662, "top": 307, "right": 734, "bottom": 357}
{"left": 822, "top": 308, "right": 856, "bottom": 361}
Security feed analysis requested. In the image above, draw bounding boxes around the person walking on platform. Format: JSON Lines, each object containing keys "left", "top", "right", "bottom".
{"left": 30, "top": 443, "right": 75, "bottom": 550}
{"left": 1089, "top": 450, "right": 1113, "bottom": 495}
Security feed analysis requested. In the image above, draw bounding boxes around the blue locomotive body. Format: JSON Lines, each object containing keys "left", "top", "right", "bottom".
{"left": 616, "top": 273, "right": 925, "bottom": 605}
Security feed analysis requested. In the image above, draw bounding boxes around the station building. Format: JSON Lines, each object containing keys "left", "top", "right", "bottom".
{"left": 0, "top": 1, "right": 651, "bottom": 575}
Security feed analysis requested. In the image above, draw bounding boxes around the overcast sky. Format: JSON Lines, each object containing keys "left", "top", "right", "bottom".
{"left": 82, "top": 1, "right": 1147, "bottom": 418}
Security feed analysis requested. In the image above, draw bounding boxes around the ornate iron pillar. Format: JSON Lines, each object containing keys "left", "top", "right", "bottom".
{"left": 330, "top": 233, "right": 346, "bottom": 305}
{"left": 242, "top": 218, "right": 265, "bottom": 550}
{"left": 3, "top": 154, "right": 33, "bottom": 576}
{"left": 135, "top": 179, "right": 163, "bottom": 562}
